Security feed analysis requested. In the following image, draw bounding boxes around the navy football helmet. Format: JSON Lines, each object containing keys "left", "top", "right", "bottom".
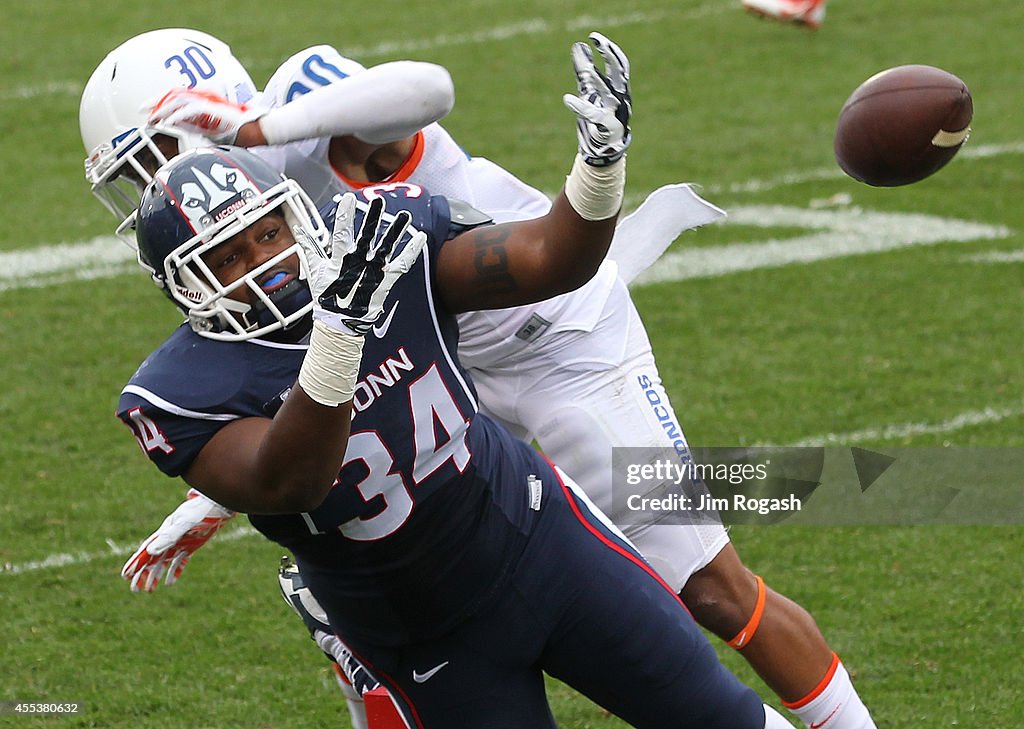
{"left": 135, "top": 146, "right": 329, "bottom": 341}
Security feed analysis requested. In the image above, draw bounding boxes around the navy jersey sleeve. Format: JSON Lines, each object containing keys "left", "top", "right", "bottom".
{"left": 116, "top": 325, "right": 305, "bottom": 478}
{"left": 319, "top": 184, "right": 455, "bottom": 260}
{"left": 117, "top": 390, "right": 233, "bottom": 477}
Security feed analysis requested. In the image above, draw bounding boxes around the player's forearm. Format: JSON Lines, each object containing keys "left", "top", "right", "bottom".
{"left": 436, "top": 191, "right": 617, "bottom": 312}
{"left": 252, "top": 61, "right": 454, "bottom": 146}
{"left": 517, "top": 187, "right": 619, "bottom": 298}
{"left": 183, "top": 395, "right": 351, "bottom": 515}
{"left": 522, "top": 153, "right": 627, "bottom": 293}
{"left": 255, "top": 387, "right": 353, "bottom": 512}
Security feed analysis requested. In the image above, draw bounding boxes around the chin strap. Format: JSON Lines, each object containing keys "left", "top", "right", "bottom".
{"left": 241, "top": 279, "right": 312, "bottom": 332}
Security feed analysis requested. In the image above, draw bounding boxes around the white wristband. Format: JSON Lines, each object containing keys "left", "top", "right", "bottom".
{"left": 564, "top": 153, "right": 626, "bottom": 221}
{"left": 297, "top": 320, "right": 365, "bottom": 407}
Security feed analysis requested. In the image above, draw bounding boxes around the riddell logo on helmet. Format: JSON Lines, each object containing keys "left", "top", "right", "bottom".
{"left": 176, "top": 284, "right": 204, "bottom": 304}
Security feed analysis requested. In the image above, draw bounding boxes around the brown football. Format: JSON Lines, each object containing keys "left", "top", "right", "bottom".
{"left": 834, "top": 64, "right": 973, "bottom": 186}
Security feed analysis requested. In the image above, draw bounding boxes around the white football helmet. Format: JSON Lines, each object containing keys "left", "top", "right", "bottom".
{"left": 79, "top": 28, "right": 259, "bottom": 244}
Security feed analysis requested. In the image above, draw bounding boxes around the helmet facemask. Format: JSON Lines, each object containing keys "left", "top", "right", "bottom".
{"left": 162, "top": 178, "right": 327, "bottom": 341}
{"left": 85, "top": 126, "right": 202, "bottom": 246}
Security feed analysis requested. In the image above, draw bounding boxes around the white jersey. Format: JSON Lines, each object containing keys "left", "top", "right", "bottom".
{"left": 255, "top": 124, "right": 619, "bottom": 370}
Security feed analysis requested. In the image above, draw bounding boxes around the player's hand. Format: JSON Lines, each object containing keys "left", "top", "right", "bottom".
{"left": 299, "top": 194, "right": 426, "bottom": 335}
{"left": 562, "top": 32, "right": 632, "bottom": 166}
{"left": 121, "top": 488, "right": 236, "bottom": 593}
{"left": 147, "top": 88, "right": 262, "bottom": 145}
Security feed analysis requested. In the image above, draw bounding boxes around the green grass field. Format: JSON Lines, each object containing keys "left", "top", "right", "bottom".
{"left": 2, "top": 1, "right": 1022, "bottom": 726}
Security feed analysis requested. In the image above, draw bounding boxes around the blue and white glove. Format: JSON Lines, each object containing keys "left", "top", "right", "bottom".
{"left": 562, "top": 32, "right": 632, "bottom": 166}
{"left": 297, "top": 193, "right": 426, "bottom": 406}
{"left": 301, "top": 194, "right": 426, "bottom": 336}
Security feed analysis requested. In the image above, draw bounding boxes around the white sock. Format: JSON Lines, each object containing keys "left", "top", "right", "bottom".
{"left": 786, "top": 658, "right": 877, "bottom": 729}
{"left": 763, "top": 703, "right": 797, "bottom": 728}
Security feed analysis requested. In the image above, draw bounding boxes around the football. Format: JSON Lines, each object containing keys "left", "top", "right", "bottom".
{"left": 834, "top": 64, "right": 973, "bottom": 186}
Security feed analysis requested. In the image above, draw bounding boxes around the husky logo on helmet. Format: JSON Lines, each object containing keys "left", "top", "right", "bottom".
{"left": 174, "top": 162, "right": 258, "bottom": 228}
{"left": 135, "top": 147, "right": 330, "bottom": 342}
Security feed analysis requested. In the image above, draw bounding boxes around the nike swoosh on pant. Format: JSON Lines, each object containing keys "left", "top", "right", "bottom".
{"left": 412, "top": 661, "right": 449, "bottom": 683}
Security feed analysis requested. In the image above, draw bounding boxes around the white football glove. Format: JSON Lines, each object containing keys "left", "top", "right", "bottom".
{"left": 562, "top": 32, "right": 632, "bottom": 166}
{"left": 146, "top": 88, "right": 263, "bottom": 145}
{"left": 299, "top": 193, "right": 427, "bottom": 335}
{"left": 121, "top": 488, "right": 236, "bottom": 593}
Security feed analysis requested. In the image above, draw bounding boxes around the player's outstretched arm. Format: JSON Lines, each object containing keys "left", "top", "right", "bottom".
{"left": 256, "top": 58, "right": 455, "bottom": 146}
{"left": 436, "top": 32, "right": 632, "bottom": 313}
{"left": 148, "top": 59, "right": 454, "bottom": 148}
{"left": 181, "top": 196, "right": 425, "bottom": 515}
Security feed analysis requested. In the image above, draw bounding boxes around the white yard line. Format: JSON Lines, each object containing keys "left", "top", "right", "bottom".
{"left": 1, "top": 524, "right": 258, "bottom": 576}
{"left": 3, "top": 205, "right": 1012, "bottom": 293}
{"left": 18, "top": 142, "right": 1015, "bottom": 292}
{"left": 960, "top": 248, "right": 1024, "bottom": 264}
{"left": 0, "top": 235, "right": 128, "bottom": 275}
{"left": 632, "top": 205, "right": 1011, "bottom": 285}
{"left": 0, "top": 80, "right": 82, "bottom": 101}
{"left": 702, "top": 142, "right": 1024, "bottom": 195}
{"left": 0, "top": 236, "right": 135, "bottom": 293}
{"left": 343, "top": 5, "right": 720, "bottom": 59}
{"left": 784, "top": 403, "right": 1024, "bottom": 447}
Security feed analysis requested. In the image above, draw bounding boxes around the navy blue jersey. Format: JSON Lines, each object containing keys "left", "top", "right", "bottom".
{"left": 119, "top": 182, "right": 772, "bottom": 728}
{"left": 119, "top": 184, "right": 551, "bottom": 644}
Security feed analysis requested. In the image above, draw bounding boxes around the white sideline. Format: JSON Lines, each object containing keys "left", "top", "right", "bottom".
{"left": 1, "top": 525, "right": 258, "bottom": 576}
{"left": 3, "top": 402, "right": 1022, "bottom": 578}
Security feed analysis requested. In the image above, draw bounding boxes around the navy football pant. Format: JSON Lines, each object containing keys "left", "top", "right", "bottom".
{"left": 345, "top": 468, "right": 767, "bottom": 728}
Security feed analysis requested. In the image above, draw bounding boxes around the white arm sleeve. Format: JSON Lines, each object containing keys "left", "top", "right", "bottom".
{"left": 259, "top": 61, "right": 455, "bottom": 146}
